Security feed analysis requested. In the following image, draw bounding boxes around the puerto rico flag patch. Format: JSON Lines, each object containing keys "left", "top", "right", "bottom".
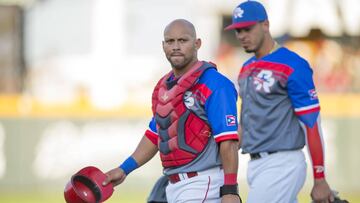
{"left": 308, "top": 89, "right": 318, "bottom": 100}
{"left": 226, "top": 115, "right": 236, "bottom": 126}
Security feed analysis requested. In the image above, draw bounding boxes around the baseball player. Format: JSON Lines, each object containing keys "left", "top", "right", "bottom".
{"left": 103, "top": 19, "right": 242, "bottom": 203}
{"left": 224, "top": 1, "right": 334, "bottom": 203}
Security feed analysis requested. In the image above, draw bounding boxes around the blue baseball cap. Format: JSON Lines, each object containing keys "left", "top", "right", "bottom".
{"left": 225, "top": 1, "right": 268, "bottom": 30}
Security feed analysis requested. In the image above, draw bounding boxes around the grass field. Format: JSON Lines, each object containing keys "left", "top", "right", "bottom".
{"left": 0, "top": 190, "right": 147, "bottom": 203}
{"left": 0, "top": 190, "right": 359, "bottom": 203}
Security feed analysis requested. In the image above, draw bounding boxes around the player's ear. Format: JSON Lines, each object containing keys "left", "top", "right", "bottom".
{"left": 261, "top": 20, "right": 270, "bottom": 32}
{"left": 195, "top": 38, "right": 201, "bottom": 50}
{"left": 162, "top": 41, "right": 165, "bottom": 51}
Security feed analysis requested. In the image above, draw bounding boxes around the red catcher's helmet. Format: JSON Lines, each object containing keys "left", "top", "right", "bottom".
{"left": 64, "top": 166, "right": 114, "bottom": 203}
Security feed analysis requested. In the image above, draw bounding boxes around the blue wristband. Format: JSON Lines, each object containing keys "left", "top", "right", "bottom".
{"left": 119, "top": 156, "right": 139, "bottom": 175}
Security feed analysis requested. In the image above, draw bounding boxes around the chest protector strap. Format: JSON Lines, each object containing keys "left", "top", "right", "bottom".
{"left": 152, "top": 61, "right": 215, "bottom": 168}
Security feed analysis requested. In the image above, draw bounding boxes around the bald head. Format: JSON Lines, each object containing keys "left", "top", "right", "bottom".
{"left": 162, "top": 19, "right": 201, "bottom": 76}
{"left": 164, "top": 19, "right": 197, "bottom": 39}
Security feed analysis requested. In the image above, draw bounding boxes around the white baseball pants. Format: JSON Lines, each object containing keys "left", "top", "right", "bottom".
{"left": 246, "top": 149, "right": 307, "bottom": 203}
{"left": 166, "top": 166, "right": 224, "bottom": 203}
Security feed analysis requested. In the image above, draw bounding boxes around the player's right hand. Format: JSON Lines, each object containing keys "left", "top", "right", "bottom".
{"left": 221, "top": 194, "right": 242, "bottom": 203}
{"left": 102, "top": 167, "right": 127, "bottom": 187}
{"left": 311, "top": 178, "right": 334, "bottom": 203}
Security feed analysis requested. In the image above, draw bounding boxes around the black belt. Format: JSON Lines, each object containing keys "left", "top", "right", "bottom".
{"left": 250, "top": 151, "right": 277, "bottom": 160}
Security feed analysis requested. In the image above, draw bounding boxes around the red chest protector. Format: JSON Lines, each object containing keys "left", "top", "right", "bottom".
{"left": 152, "top": 61, "right": 215, "bottom": 168}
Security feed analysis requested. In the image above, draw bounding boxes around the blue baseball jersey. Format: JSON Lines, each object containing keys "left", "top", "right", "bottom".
{"left": 238, "top": 46, "right": 320, "bottom": 154}
{"left": 145, "top": 67, "right": 238, "bottom": 175}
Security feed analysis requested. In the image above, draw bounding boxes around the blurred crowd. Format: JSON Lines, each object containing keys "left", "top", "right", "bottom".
{"left": 215, "top": 33, "right": 360, "bottom": 93}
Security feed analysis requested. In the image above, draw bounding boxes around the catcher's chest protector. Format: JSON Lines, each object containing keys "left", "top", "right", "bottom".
{"left": 152, "top": 61, "right": 213, "bottom": 168}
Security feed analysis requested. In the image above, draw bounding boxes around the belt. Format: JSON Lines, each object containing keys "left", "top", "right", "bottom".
{"left": 168, "top": 172, "right": 198, "bottom": 184}
{"left": 167, "top": 166, "right": 222, "bottom": 184}
{"left": 250, "top": 151, "right": 277, "bottom": 160}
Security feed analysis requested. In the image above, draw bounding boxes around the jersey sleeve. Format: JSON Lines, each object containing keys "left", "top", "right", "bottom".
{"left": 144, "top": 117, "right": 158, "bottom": 145}
{"left": 288, "top": 60, "right": 326, "bottom": 179}
{"left": 287, "top": 60, "right": 320, "bottom": 128}
{"left": 205, "top": 81, "right": 239, "bottom": 143}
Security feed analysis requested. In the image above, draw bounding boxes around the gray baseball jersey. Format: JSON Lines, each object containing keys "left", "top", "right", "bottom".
{"left": 238, "top": 46, "right": 320, "bottom": 154}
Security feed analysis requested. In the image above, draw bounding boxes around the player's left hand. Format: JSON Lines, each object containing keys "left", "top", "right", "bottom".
{"left": 311, "top": 178, "right": 334, "bottom": 203}
{"left": 221, "top": 194, "right": 241, "bottom": 203}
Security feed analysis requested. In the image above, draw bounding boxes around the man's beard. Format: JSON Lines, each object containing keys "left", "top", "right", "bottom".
{"left": 168, "top": 56, "right": 191, "bottom": 70}
{"left": 243, "top": 42, "right": 260, "bottom": 53}
{"left": 244, "top": 48, "right": 255, "bottom": 53}
{"left": 245, "top": 36, "right": 264, "bottom": 54}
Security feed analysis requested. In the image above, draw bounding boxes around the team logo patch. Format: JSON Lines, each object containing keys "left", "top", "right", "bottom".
{"left": 226, "top": 115, "right": 236, "bottom": 126}
{"left": 314, "top": 165, "right": 324, "bottom": 173}
{"left": 253, "top": 70, "right": 275, "bottom": 93}
{"left": 184, "top": 91, "right": 195, "bottom": 109}
{"left": 308, "top": 89, "right": 318, "bottom": 100}
{"left": 233, "top": 7, "right": 244, "bottom": 19}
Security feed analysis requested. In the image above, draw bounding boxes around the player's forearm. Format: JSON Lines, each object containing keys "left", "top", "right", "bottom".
{"left": 219, "top": 140, "right": 239, "bottom": 184}
{"left": 131, "top": 135, "right": 158, "bottom": 167}
{"left": 119, "top": 135, "right": 158, "bottom": 176}
{"left": 302, "top": 120, "right": 326, "bottom": 179}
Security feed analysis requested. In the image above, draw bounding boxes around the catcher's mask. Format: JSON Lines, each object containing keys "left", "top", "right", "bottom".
{"left": 64, "top": 166, "right": 114, "bottom": 203}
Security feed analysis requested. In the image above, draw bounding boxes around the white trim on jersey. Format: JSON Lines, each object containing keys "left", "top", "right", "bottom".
{"left": 294, "top": 103, "right": 320, "bottom": 113}
{"left": 213, "top": 131, "right": 238, "bottom": 139}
